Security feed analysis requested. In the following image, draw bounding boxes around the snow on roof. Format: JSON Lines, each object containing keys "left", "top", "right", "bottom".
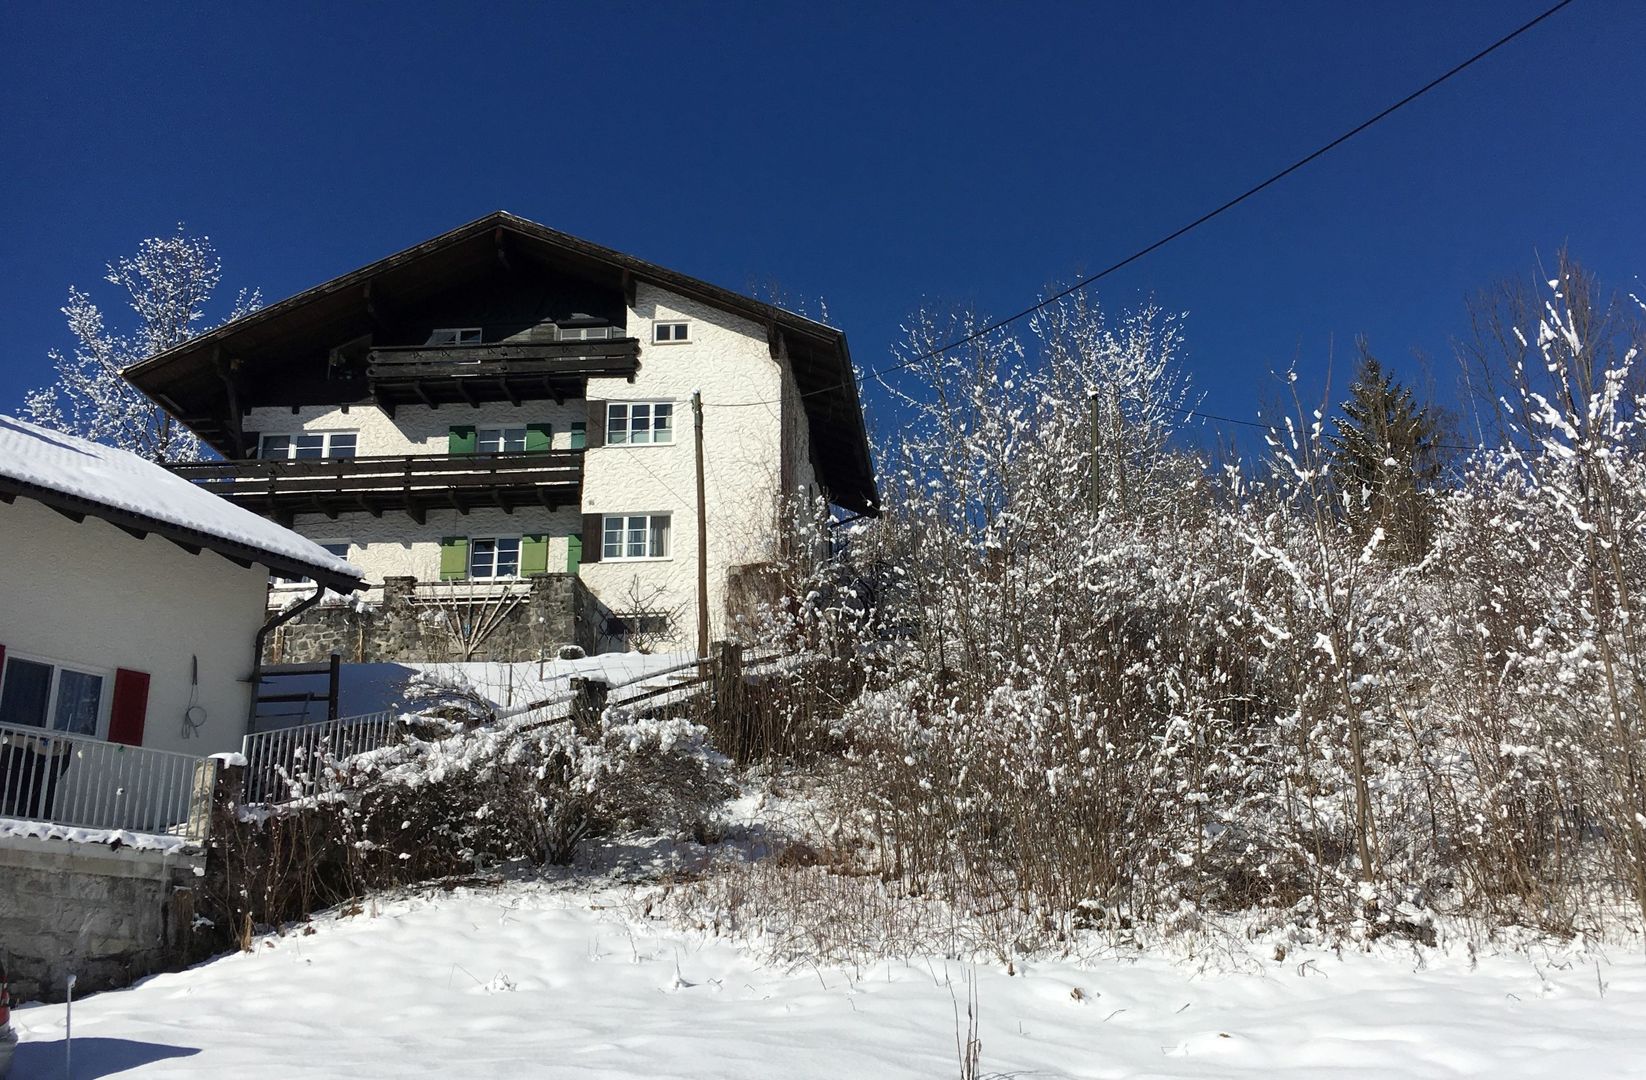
{"left": 0, "top": 415, "right": 363, "bottom": 588}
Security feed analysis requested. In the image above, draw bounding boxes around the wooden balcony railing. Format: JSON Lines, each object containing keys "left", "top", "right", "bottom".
{"left": 170, "top": 450, "right": 584, "bottom": 523}
{"left": 366, "top": 339, "right": 640, "bottom": 411}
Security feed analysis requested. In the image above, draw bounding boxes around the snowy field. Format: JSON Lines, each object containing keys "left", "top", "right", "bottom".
{"left": 11, "top": 881, "right": 1646, "bottom": 1079}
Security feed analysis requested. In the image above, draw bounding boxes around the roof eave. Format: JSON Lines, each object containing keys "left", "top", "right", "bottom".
{"left": 0, "top": 476, "right": 364, "bottom": 595}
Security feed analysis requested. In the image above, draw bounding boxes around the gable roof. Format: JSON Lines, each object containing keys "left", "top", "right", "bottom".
{"left": 0, "top": 415, "right": 364, "bottom": 593}
{"left": 124, "top": 211, "right": 879, "bottom": 515}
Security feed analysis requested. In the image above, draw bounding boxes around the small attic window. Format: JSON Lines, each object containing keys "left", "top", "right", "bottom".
{"left": 654, "top": 321, "right": 688, "bottom": 344}
{"left": 557, "top": 326, "right": 615, "bottom": 342}
{"left": 426, "top": 327, "right": 482, "bottom": 346}
{"left": 556, "top": 314, "right": 614, "bottom": 342}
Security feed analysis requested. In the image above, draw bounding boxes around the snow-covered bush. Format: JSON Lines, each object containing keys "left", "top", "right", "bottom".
{"left": 814, "top": 269, "right": 1646, "bottom": 944}
{"left": 206, "top": 702, "right": 728, "bottom": 943}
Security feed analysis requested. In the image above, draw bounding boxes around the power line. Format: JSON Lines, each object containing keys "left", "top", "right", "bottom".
{"left": 614, "top": 442, "right": 695, "bottom": 509}
{"left": 706, "top": 0, "right": 1576, "bottom": 412}
{"left": 1158, "top": 399, "right": 1480, "bottom": 453}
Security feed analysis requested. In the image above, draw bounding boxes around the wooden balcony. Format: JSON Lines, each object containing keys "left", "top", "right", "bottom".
{"left": 170, "top": 450, "right": 583, "bottom": 523}
{"left": 366, "top": 339, "right": 639, "bottom": 412}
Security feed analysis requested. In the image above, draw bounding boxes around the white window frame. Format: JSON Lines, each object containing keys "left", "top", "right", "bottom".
{"left": 652, "top": 321, "right": 689, "bottom": 344}
{"left": 0, "top": 649, "right": 112, "bottom": 740}
{"left": 477, "top": 427, "right": 528, "bottom": 454}
{"left": 557, "top": 325, "right": 616, "bottom": 342}
{"left": 468, "top": 536, "right": 523, "bottom": 580}
{"left": 259, "top": 431, "right": 359, "bottom": 460}
{"left": 428, "top": 327, "right": 483, "bottom": 346}
{"left": 601, "top": 513, "right": 671, "bottom": 561}
{"left": 605, "top": 401, "right": 675, "bottom": 446}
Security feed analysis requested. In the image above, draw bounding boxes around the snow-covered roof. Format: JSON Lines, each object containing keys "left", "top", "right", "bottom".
{"left": 0, "top": 415, "right": 364, "bottom": 591}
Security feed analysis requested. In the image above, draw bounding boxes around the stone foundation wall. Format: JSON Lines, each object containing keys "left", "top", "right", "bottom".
{"left": 268, "top": 574, "right": 602, "bottom": 664}
{"left": 0, "top": 835, "right": 204, "bottom": 1003}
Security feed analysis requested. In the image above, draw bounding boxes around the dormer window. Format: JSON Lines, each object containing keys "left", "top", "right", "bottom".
{"left": 653, "top": 321, "right": 689, "bottom": 344}
{"left": 557, "top": 325, "right": 615, "bottom": 342}
{"left": 556, "top": 315, "right": 615, "bottom": 342}
{"left": 426, "top": 327, "right": 482, "bottom": 346}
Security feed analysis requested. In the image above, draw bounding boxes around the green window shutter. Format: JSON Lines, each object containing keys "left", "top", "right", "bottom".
{"left": 439, "top": 537, "right": 469, "bottom": 580}
{"left": 569, "top": 422, "right": 586, "bottom": 450}
{"left": 525, "top": 423, "right": 552, "bottom": 452}
{"left": 520, "top": 534, "right": 549, "bottom": 575}
{"left": 448, "top": 425, "right": 477, "bottom": 456}
{"left": 566, "top": 534, "right": 582, "bottom": 573}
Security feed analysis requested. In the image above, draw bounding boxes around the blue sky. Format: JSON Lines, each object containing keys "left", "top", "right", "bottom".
{"left": 2, "top": 1, "right": 1640, "bottom": 451}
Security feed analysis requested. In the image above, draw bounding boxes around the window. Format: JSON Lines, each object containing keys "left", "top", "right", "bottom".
{"left": 469, "top": 537, "right": 521, "bottom": 579}
{"left": 426, "top": 327, "right": 483, "bottom": 346}
{"left": 653, "top": 321, "right": 689, "bottom": 344}
{"left": 275, "top": 542, "right": 350, "bottom": 585}
{"left": 557, "top": 325, "right": 616, "bottom": 342}
{"left": 260, "top": 432, "right": 357, "bottom": 460}
{"left": 477, "top": 427, "right": 527, "bottom": 454}
{"left": 0, "top": 655, "right": 106, "bottom": 737}
{"left": 606, "top": 402, "right": 673, "bottom": 445}
{"left": 606, "top": 612, "right": 670, "bottom": 637}
{"left": 602, "top": 514, "right": 670, "bottom": 560}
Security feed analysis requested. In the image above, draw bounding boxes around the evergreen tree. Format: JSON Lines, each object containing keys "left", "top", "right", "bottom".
{"left": 1327, "top": 344, "right": 1440, "bottom": 560}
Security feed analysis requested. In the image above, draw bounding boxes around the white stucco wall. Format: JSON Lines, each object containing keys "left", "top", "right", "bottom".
{"left": 579, "top": 283, "right": 792, "bottom": 646}
{"left": 0, "top": 497, "right": 266, "bottom": 755}
{"left": 244, "top": 400, "right": 586, "bottom": 456}
{"left": 284, "top": 506, "right": 582, "bottom": 584}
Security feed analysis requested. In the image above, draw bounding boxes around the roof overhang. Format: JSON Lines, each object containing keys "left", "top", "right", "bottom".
{"left": 0, "top": 475, "right": 364, "bottom": 594}
{"left": 124, "top": 212, "right": 879, "bottom": 515}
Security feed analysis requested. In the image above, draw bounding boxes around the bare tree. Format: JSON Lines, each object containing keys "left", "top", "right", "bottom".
{"left": 24, "top": 225, "right": 260, "bottom": 462}
{"left": 606, "top": 575, "right": 687, "bottom": 654}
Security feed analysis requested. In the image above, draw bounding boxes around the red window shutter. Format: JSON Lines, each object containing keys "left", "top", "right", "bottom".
{"left": 109, "top": 668, "right": 151, "bottom": 746}
{"left": 0, "top": 643, "right": 6, "bottom": 671}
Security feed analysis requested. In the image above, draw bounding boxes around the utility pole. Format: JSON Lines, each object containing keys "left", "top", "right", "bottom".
{"left": 1088, "top": 390, "right": 1102, "bottom": 514}
{"left": 691, "top": 389, "right": 710, "bottom": 658}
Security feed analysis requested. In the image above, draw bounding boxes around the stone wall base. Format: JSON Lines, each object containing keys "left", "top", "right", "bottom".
{"left": 0, "top": 835, "right": 205, "bottom": 1003}
{"left": 268, "top": 574, "right": 604, "bottom": 664}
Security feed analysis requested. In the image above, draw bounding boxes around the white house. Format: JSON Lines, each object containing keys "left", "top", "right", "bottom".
{"left": 0, "top": 415, "right": 363, "bottom": 775}
{"left": 123, "top": 212, "right": 878, "bottom": 660}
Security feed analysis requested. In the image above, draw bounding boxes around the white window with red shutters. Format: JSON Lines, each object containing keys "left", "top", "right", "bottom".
{"left": 0, "top": 643, "right": 149, "bottom": 745}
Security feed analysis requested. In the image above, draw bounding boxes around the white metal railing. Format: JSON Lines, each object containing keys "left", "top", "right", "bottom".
{"left": 240, "top": 710, "right": 406, "bottom": 803}
{"left": 0, "top": 721, "right": 215, "bottom": 842}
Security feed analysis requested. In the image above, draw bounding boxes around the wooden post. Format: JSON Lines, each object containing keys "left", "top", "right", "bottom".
{"left": 691, "top": 390, "right": 710, "bottom": 658}
{"left": 326, "top": 652, "right": 341, "bottom": 722}
{"left": 208, "top": 753, "right": 245, "bottom": 837}
{"left": 214, "top": 350, "right": 246, "bottom": 459}
{"left": 569, "top": 676, "right": 608, "bottom": 736}
{"left": 710, "top": 640, "right": 747, "bottom": 762}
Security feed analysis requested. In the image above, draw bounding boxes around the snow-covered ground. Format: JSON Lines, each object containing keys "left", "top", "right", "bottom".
{"left": 11, "top": 880, "right": 1646, "bottom": 1079}
{"left": 0, "top": 818, "right": 192, "bottom": 854}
